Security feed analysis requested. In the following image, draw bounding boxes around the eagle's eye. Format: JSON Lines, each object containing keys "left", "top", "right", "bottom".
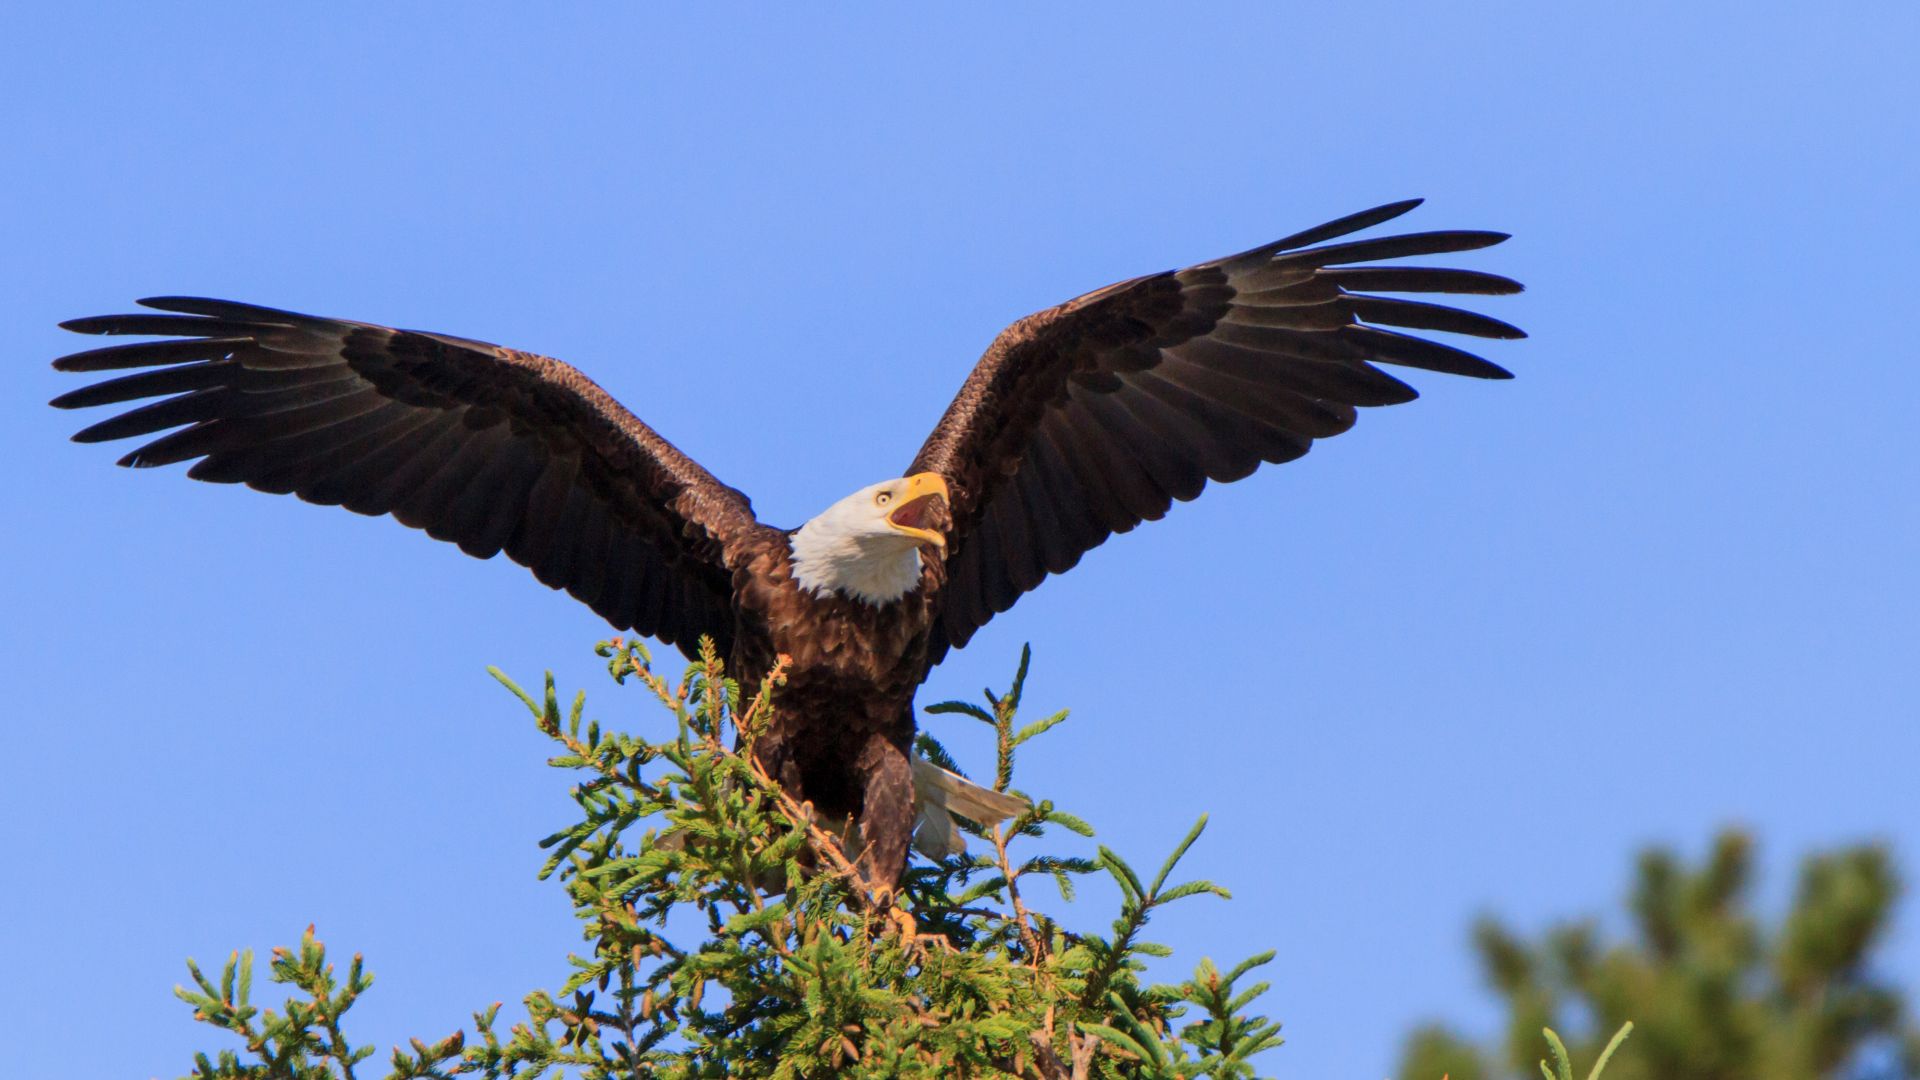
{"left": 875, "top": 491, "right": 893, "bottom": 507}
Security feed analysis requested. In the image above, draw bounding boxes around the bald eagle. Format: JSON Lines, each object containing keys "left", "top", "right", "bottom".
{"left": 52, "top": 199, "right": 1522, "bottom": 886}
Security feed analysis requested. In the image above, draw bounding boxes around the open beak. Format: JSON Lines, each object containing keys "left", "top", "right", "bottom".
{"left": 886, "top": 472, "right": 950, "bottom": 548}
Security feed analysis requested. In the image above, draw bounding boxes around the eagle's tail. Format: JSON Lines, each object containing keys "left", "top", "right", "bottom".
{"left": 909, "top": 757, "right": 1031, "bottom": 860}
{"left": 649, "top": 756, "right": 1030, "bottom": 865}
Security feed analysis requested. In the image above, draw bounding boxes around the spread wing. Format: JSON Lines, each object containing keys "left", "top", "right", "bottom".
{"left": 910, "top": 199, "right": 1524, "bottom": 659}
{"left": 52, "top": 298, "right": 765, "bottom": 658}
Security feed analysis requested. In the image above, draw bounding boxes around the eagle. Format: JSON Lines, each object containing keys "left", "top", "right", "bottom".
{"left": 51, "top": 199, "right": 1522, "bottom": 888}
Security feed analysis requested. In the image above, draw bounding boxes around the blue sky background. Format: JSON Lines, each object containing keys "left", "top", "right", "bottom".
{"left": 4, "top": 5, "right": 1916, "bottom": 1076}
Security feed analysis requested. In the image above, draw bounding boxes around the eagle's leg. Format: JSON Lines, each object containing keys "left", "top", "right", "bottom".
{"left": 852, "top": 723, "right": 914, "bottom": 891}
{"left": 748, "top": 720, "right": 803, "bottom": 797}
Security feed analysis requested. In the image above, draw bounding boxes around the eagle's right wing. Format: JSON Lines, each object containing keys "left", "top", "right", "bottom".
{"left": 52, "top": 297, "right": 763, "bottom": 659}
{"left": 909, "top": 199, "right": 1524, "bottom": 660}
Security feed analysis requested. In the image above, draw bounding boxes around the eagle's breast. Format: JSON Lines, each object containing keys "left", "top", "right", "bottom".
{"left": 728, "top": 542, "right": 939, "bottom": 723}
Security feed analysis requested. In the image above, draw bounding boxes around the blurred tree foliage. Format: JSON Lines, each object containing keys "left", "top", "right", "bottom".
{"left": 1398, "top": 831, "right": 1919, "bottom": 1080}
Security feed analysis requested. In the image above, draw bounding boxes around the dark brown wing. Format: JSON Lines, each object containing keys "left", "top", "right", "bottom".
{"left": 910, "top": 199, "right": 1524, "bottom": 659}
{"left": 51, "top": 297, "right": 768, "bottom": 659}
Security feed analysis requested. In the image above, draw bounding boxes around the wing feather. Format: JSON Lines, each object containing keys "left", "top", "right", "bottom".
{"left": 229, "top": 402, "right": 433, "bottom": 495}
{"left": 1319, "top": 266, "right": 1523, "bottom": 295}
{"left": 51, "top": 361, "right": 235, "bottom": 408}
{"left": 1035, "top": 416, "right": 1133, "bottom": 537}
{"left": 512, "top": 453, "right": 581, "bottom": 567}
{"left": 1343, "top": 295, "right": 1526, "bottom": 339}
{"left": 565, "top": 498, "right": 614, "bottom": 612}
{"left": 994, "top": 499, "right": 1044, "bottom": 597}
{"left": 1021, "top": 429, "right": 1101, "bottom": 571}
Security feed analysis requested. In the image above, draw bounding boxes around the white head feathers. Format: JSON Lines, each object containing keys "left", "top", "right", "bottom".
{"left": 789, "top": 473, "right": 949, "bottom": 605}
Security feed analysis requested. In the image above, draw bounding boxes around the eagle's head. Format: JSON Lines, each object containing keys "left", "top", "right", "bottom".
{"left": 789, "top": 472, "right": 950, "bottom": 604}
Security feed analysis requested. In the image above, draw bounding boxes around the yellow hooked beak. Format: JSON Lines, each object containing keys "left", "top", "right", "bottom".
{"left": 885, "top": 472, "right": 950, "bottom": 548}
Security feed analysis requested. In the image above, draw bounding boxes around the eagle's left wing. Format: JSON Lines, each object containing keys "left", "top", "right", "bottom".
{"left": 908, "top": 199, "right": 1524, "bottom": 661}
{"left": 51, "top": 298, "right": 767, "bottom": 658}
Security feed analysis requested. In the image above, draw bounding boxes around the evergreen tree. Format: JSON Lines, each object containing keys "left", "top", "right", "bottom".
{"left": 172, "top": 641, "right": 1286, "bottom": 1079}
{"left": 1397, "top": 831, "right": 1919, "bottom": 1080}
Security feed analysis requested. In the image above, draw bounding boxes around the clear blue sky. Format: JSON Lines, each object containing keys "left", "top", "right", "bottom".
{"left": 4, "top": 5, "right": 1916, "bottom": 1076}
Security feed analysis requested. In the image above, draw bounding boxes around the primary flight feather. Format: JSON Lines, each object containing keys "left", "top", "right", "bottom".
{"left": 52, "top": 198, "right": 1523, "bottom": 887}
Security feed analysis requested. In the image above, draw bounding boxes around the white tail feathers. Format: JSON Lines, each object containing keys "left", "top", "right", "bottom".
{"left": 910, "top": 757, "right": 1031, "bottom": 860}
{"left": 647, "top": 756, "right": 1032, "bottom": 865}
